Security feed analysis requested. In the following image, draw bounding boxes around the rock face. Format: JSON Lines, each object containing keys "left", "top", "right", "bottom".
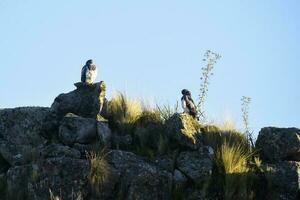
{"left": 58, "top": 113, "right": 111, "bottom": 146}
{"left": 51, "top": 81, "right": 106, "bottom": 119}
{"left": 263, "top": 161, "right": 300, "bottom": 200}
{"left": 165, "top": 113, "right": 202, "bottom": 150}
{"left": 0, "top": 107, "right": 49, "bottom": 166}
{"left": 101, "top": 150, "right": 173, "bottom": 200}
{"left": 256, "top": 127, "right": 300, "bottom": 200}
{"left": 176, "top": 146, "right": 213, "bottom": 185}
{"left": 256, "top": 127, "right": 300, "bottom": 163}
{"left": 6, "top": 157, "right": 90, "bottom": 200}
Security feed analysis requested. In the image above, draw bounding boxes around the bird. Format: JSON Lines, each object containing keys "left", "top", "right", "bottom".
{"left": 181, "top": 89, "right": 197, "bottom": 118}
{"left": 81, "top": 59, "right": 97, "bottom": 84}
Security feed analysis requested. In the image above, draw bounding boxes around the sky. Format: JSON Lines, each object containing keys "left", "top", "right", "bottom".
{"left": 0, "top": 0, "right": 299, "bottom": 137}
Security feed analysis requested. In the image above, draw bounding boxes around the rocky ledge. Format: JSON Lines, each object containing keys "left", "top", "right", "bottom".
{"left": 0, "top": 82, "right": 299, "bottom": 200}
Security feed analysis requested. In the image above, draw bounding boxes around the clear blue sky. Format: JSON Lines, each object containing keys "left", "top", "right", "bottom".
{"left": 1, "top": 0, "right": 299, "bottom": 136}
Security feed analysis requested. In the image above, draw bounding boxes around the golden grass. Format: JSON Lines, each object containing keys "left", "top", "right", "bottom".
{"left": 216, "top": 142, "right": 251, "bottom": 174}
{"left": 108, "top": 93, "right": 142, "bottom": 124}
{"left": 87, "top": 149, "right": 110, "bottom": 189}
{"left": 215, "top": 142, "right": 253, "bottom": 200}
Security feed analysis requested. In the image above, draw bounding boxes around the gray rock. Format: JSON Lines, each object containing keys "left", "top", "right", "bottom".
{"left": 38, "top": 143, "right": 81, "bottom": 159}
{"left": 94, "top": 150, "right": 173, "bottom": 200}
{"left": 173, "top": 169, "right": 188, "bottom": 188}
{"left": 6, "top": 157, "right": 90, "bottom": 200}
{"left": 154, "top": 155, "right": 175, "bottom": 172}
{"left": 58, "top": 113, "right": 111, "bottom": 146}
{"left": 263, "top": 161, "right": 300, "bottom": 200}
{"left": 0, "top": 107, "right": 49, "bottom": 166}
{"left": 165, "top": 113, "right": 202, "bottom": 150}
{"left": 176, "top": 147, "right": 213, "bottom": 185}
{"left": 51, "top": 81, "right": 106, "bottom": 119}
{"left": 256, "top": 127, "right": 300, "bottom": 163}
{"left": 112, "top": 134, "right": 133, "bottom": 150}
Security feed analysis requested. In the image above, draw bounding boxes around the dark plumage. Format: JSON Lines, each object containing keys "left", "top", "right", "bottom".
{"left": 181, "top": 89, "right": 197, "bottom": 118}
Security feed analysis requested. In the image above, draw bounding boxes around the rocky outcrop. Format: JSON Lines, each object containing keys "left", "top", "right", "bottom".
{"left": 58, "top": 113, "right": 111, "bottom": 146}
{"left": 263, "top": 161, "right": 300, "bottom": 200}
{"left": 102, "top": 150, "right": 173, "bottom": 200}
{"left": 256, "top": 127, "right": 300, "bottom": 162}
{"left": 176, "top": 146, "right": 213, "bottom": 185}
{"left": 42, "top": 82, "right": 107, "bottom": 139}
{"left": 6, "top": 157, "right": 90, "bottom": 200}
{"left": 165, "top": 113, "right": 202, "bottom": 150}
{"left": 0, "top": 107, "right": 49, "bottom": 166}
{"left": 51, "top": 81, "right": 106, "bottom": 119}
{"left": 256, "top": 127, "right": 300, "bottom": 200}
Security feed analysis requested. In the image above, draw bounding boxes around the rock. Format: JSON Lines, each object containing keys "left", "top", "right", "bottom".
{"left": 94, "top": 150, "right": 173, "bottom": 200}
{"left": 256, "top": 127, "right": 300, "bottom": 163}
{"left": 173, "top": 169, "right": 188, "bottom": 188}
{"left": 0, "top": 107, "right": 49, "bottom": 166}
{"left": 58, "top": 113, "right": 111, "bottom": 146}
{"left": 51, "top": 81, "right": 106, "bottom": 119}
{"left": 165, "top": 113, "right": 202, "bottom": 150}
{"left": 154, "top": 155, "right": 175, "bottom": 172}
{"left": 38, "top": 143, "right": 81, "bottom": 159}
{"left": 6, "top": 157, "right": 90, "bottom": 200}
{"left": 176, "top": 147, "right": 213, "bottom": 185}
{"left": 263, "top": 161, "right": 300, "bottom": 200}
{"left": 112, "top": 134, "right": 133, "bottom": 150}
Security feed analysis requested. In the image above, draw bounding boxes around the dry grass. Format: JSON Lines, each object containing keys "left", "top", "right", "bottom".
{"left": 214, "top": 142, "right": 253, "bottom": 200}
{"left": 201, "top": 125, "right": 248, "bottom": 152}
{"left": 216, "top": 142, "right": 251, "bottom": 174}
{"left": 107, "top": 93, "right": 142, "bottom": 133}
{"left": 87, "top": 149, "right": 110, "bottom": 190}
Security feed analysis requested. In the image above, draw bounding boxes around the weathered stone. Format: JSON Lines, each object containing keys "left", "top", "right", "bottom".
{"left": 0, "top": 107, "right": 49, "bottom": 166}
{"left": 173, "top": 169, "right": 188, "bottom": 188}
{"left": 256, "top": 127, "right": 300, "bottom": 163}
{"left": 51, "top": 81, "right": 106, "bottom": 119}
{"left": 6, "top": 157, "right": 90, "bottom": 200}
{"left": 165, "top": 113, "right": 202, "bottom": 150}
{"left": 95, "top": 150, "right": 173, "bottom": 200}
{"left": 263, "top": 161, "right": 300, "bottom": 200}
{"left": 38, "top": 143, "right": 81, "bottom": 159}
{"left": 177, "top": 147, "right": 213, "bottom": 185}
{"left": 58, "top": 113, "right": 111, "bottom": 146}
{"left": 154, "top": 155, "right": 175, "bottom": 172}
{"left": 112, "top": 134, "right": 133, "bottom": 150}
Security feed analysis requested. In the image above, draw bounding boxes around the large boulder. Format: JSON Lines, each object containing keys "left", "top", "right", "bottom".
{"left": 6, "top": 157, "right": 90, "bottom": 200}
{"left": 58, "top": 113, "right": 111, "bottom": 146}
{"left": 51, "top": 81, "right": 106, "bottom": 119}
{"left": 176, "top": 146, "right": 213, "bottom": 185}
{"left": 0, "top": 107, "right": 49, "bottom": 166}
{"left": 93, "top": 150, "right": 173, "bottom": 200}
{"left": 263, "top": 161, "right": 300, "bottom": 200}
{"left": 42, "top": 81, "right": 107, "bottom": 140}
{"left": 165, "top": 113, "right": 203, "bottom": 150}
{"left": 256, "top": 127, "right": 300, "bottom": 163}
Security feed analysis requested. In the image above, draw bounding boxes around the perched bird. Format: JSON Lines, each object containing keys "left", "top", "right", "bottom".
{"left": 181, "top": 89, "right": 197, "bottom": 118}
{"left": 81, "top": 59, "right": 97, "bottom": 84}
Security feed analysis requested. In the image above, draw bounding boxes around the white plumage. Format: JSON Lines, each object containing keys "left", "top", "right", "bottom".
{"left": 84, "top": 67, "right": 97, "bottom": 84}
{"left": 81, "top": 60, "right": 97, "bottom": 84}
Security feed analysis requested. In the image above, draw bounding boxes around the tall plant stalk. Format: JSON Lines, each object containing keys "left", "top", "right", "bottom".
{"left": 198, "top": 50, "right": 221, "bottom": 122}
{"left": 241, "top": 96, "right": 253, "bottom": 148}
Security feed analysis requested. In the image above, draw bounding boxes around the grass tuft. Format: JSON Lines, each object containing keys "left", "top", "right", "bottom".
{"left": 87, "top": 149, "right": 110, "bottom": 190}
{"left": 107, "top": 93, "right": 142, "bottom": 134}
